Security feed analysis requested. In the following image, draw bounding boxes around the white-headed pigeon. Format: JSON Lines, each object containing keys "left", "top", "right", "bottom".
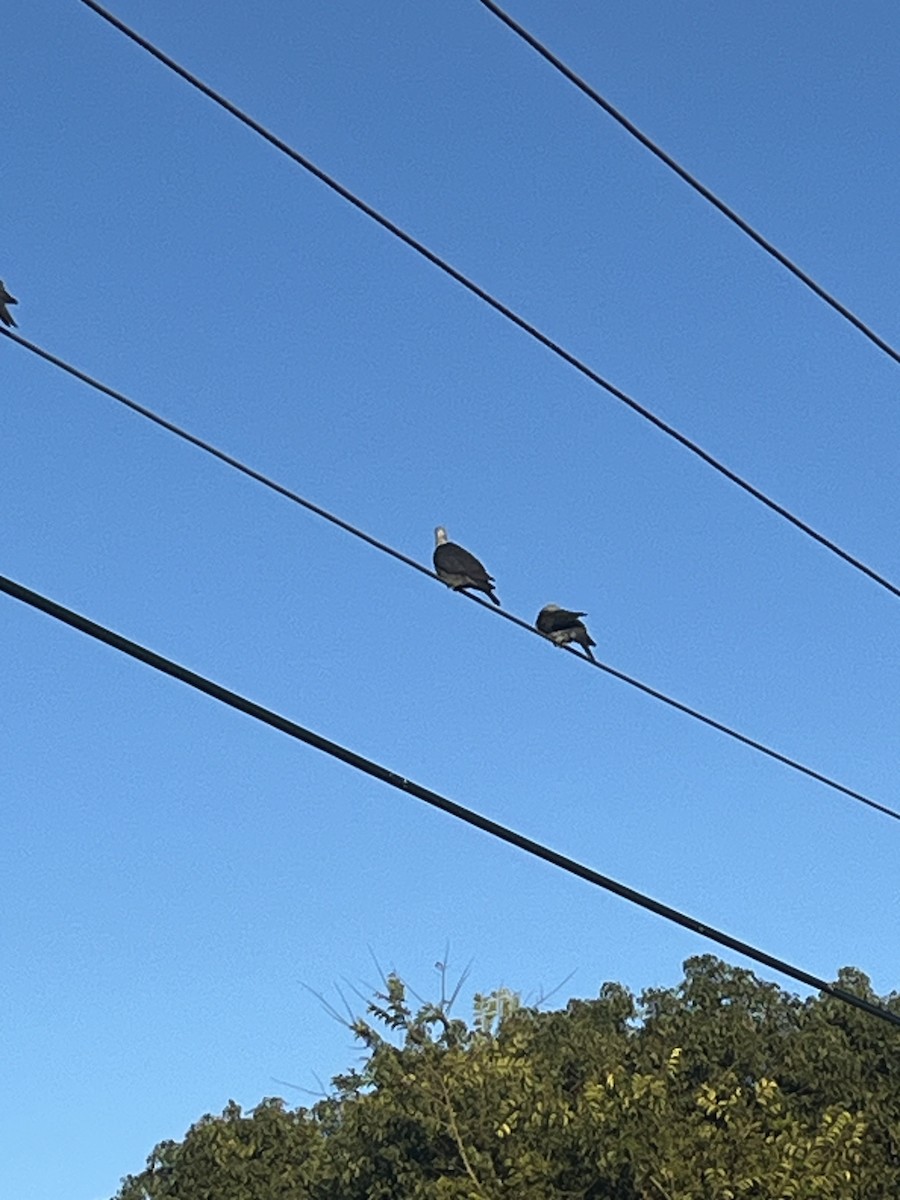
{"left": 433, "top": 526, "right": 500, "bottom": 606}
{"left": 536, "top": 604, "right": 596, "bottom": 661}
{"left": 0, "top": 281, "right": 17, "bottom": 328}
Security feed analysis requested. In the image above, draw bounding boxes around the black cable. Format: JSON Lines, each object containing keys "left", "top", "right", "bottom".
{"left": 2, "top": 569, "right": 898, "bottom": 1030}
{"left": 4, "top": 324, "right": 897, "bottom": 823}
{"left": 76, "top": 0, "right": 900, "bottom": 606}
{"left": 476, "top": 0, "right": 900, "bottom": 370}
{"left": 0, "top": 330, "right": 434, "bottom": 586}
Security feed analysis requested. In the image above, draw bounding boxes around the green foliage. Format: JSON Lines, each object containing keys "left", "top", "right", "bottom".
{"left": 114, "top": 957, "right": 900, "bottom": 1200}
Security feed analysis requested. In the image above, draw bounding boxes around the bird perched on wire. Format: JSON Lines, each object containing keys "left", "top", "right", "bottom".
{"left": 433, "top": 526, "right": 500, "bottom": 606}
{"left": 536, "top": 604, "right": 596, "bottom": 661}
{"left": 0, "top": 280, "right": 17, "bottom": 328}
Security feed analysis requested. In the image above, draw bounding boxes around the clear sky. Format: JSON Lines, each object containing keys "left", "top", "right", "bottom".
{"left": 4, "top": 2, "right": 900, "bottom": 1197}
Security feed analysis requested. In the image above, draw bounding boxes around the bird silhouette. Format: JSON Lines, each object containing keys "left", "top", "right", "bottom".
{"left": 433, "top": 527, "right": 500, "bottom": 606}
{"left": 536, "top": 604, "right": 596, "bottom": 661}
{"left": 0, "top": 280, "right": 17, "bottom": 328}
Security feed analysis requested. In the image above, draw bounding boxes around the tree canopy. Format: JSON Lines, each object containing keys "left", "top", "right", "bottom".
{"left": 115, "top": 957, "right": 900, "bottom": 1200}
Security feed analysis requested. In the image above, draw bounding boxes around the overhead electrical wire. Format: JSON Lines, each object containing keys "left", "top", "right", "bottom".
{"left": 476, "top": 0, "right": 900, "bottom": 371}
{"left": 77, "top": 0, "right": 900, "bottom": 607}
{"left": 3, "top": 323, "right": 898, "bottom": 825}
{"left": 2, "top": 568, "right": 899, "bottom": 1031}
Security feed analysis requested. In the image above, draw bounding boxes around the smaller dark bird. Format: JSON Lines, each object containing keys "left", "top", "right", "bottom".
{"left": 0, "top": 280, "right": 17, "bottom": 328}
{"left": 536, "top": 604, "right": 596, "bottom": 661}
{"left": 433, "top": 526, "right": 500, "bottom": 605}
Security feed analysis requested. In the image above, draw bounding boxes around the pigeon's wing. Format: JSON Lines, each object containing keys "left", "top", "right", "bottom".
{"left": 540, "top": 608, "right": 587, "bottom": 634}
{"left": 434, "top": 541, "right": 493, "bottom": 583}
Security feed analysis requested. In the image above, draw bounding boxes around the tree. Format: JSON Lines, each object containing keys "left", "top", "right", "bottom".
{"left": 114, "top": 957, "right": 900, "bottom": 1200}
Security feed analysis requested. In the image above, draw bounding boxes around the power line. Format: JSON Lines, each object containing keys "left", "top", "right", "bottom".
{"left": 476, "top": 0, "right": 900, "bottom": 371}
{"left": 2, "top": 568, "right": 898, "bottom": 1031}
{"left": 4, "top": 323, "right": 897, "bottom": 824}
{"left": 77, "top": 0, "right": 900, "bottom": 607}
{"left": 0, "top": 330, "right": 434, "bottom": 586}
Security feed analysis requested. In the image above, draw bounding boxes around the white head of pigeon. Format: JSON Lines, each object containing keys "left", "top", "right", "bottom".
{"left": 432, "top": 527, "right": 500, "bottom": 606}
{"left": 536, "top": 604, "right": 596, "bottom": 661}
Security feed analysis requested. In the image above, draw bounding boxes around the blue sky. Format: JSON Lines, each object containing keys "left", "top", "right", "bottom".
{"left": 4, "top": 1, "right": 900, "bottom": 1196}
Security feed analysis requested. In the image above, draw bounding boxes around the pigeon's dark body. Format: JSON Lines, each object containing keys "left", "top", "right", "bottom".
{"left": 433, "top": 526, "right": 500, "bottom": 605}
{"left": 0, "top": 281, "right": 17, "bottom": 328}
{"left": 536, "top": 604, "right": 596, "bottom": 661}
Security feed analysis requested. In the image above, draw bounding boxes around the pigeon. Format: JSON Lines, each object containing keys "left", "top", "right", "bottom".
{"left": 536, "top": 604, "right": 596, "bottom": 661}
{"left": 433, "top": 526, "right": 500, "bottom": 605}
{"left": 0, "top": 280, "right": 17, "bottom": 328}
